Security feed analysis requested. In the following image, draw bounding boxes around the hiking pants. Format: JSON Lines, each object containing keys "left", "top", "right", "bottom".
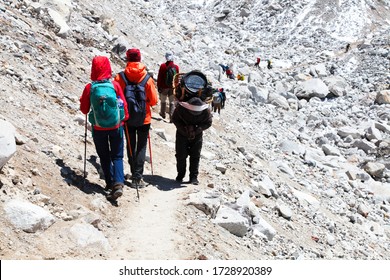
{"left": 93, "top": 126, "right": 124, "bottom": 188}
{"left": 159, "top": 88, "right": 175, "bottom": 120}
{"left": 125, "top": 123, "right": 150, "bottom": 180}
{"left": 175, "top": 131, "right": 203, "bottom": 181}
{"left": 213, "top": 103, "right": 222, "bottom": 114}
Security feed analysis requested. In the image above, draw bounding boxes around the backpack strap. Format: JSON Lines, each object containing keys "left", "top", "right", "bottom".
{"left": 119, "top": 71, "right": 129, "bottom": 86}
{"left": 119, "top": 71, "right": 150, "bottom": 87}
{"left": 139, "top": 73, "right": 151, "bottom": 87}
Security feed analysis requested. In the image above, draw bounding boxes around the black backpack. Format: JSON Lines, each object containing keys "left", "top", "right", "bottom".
{"left": 165, "top": 65, "right": 177, "bottom": 87}
{"left": 119, "top": 71, "right": 150, "bottom": 127}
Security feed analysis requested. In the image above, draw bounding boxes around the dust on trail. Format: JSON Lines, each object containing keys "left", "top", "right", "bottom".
{"left": 105, "top": 116, "right": 192, "bottom": 260}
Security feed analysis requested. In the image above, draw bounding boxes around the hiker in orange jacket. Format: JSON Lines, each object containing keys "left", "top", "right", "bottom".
{"left": 80, "top": 56, "right": 129, "bottom": 201}
{"left": 114, "top": 48, "right": 158, "bottom": 188}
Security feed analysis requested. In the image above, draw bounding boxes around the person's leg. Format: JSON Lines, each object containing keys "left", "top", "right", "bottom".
{"left": 93, "top": 130, "right": 112, "bottom": 188}
{"left": 175, "top": 132, "right": 188, "bottom": 181}
{"left": 125, "top": 123, "right": 137, "bottom": 176}
{"left": 133, "top": 123, "right": 150, "bottom": 181}
{"left": 108, "top": 126, "right": 124, "bottom": 185}
{"left": 168, "top": 91, "right": 175, "bottom": 122}
{"left": 107, "top": 126, "right": 125, "bottom": 199}
{"left": 217, "top": 103, "right": 221, "bottom": 114}
{"left": 189, "top": 133, "right": 203, "bottom": 184}
{"left": 159, "top": 90, "right": 168, "bottom": 118}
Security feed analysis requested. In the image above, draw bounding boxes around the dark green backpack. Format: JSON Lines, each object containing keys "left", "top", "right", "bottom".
{"left": 166, "top": 66, "right": 177, "bottom": 87}
{"left": 88, "top": 80, "right": 124, "bottom": 128}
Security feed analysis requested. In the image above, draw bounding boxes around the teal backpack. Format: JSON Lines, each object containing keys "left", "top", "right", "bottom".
{"left": 88, "top": 80, "right": 124, "bottom": 128}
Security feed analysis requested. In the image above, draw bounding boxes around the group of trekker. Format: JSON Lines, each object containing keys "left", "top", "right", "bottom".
{"left": 255, "top": 57, "right": 273, "bottom": 69}
{"left": 219, "top": 56, "right": 272, "bottom": 82}
{"left": 80, "top": 49, "right": 214, "bottom": 202}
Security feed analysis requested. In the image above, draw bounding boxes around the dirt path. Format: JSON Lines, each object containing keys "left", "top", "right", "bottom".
{"left": 105, "top": 114, "right": 192, "bottom": 260}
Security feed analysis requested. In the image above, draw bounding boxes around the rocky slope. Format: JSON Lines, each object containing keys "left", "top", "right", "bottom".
{"left": 1, "top": 0, "right": 390, "bottom": 260}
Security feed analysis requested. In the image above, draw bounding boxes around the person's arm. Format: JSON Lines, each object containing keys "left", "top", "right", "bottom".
{"left": 79, "top": 83, "right": 91, "bottom": 114}
{"left": 195, "top": 109, "right": 212, "bottom": 134}
{"left": 146, "top": 78, "right": 158, "bottom": 107}
{"left": 172, "top": 106, "right": 190, "bottom": 137}
{"left": 157, "top": 64, "right": 164, "bottom": 90}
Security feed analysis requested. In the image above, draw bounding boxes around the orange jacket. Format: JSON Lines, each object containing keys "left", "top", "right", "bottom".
{"left": 114, "top": 62, "right": 158, "bottom": 125}
{"left": 80, "top": 56, "right": 129, "bottom": 131}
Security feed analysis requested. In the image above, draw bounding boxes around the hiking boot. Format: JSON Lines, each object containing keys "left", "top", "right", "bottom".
{"left": 108, "top": 183, "right": 123, "bottom": 200}
{"left": 190, "top": 178, "right": 199, "bottom": 185}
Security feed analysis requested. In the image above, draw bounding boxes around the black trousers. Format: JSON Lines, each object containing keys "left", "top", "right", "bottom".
{"left": 175, "top": 131, "right": 203, "bottom": 180}
{"left": 125, "top": 123, "right": 150, "bottom": 180}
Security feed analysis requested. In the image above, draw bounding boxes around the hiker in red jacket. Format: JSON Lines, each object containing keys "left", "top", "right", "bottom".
{"left": 80, "top": 56, "right": 129, "bottom": 201}
{"left": 226, "top": 68, "right": 235, "bottom": 79}
{"left": 157, "top": 51, "right": 180, "bottom": 122}
{"left": 254, "top": 57, "right": 260, "bottom": 68}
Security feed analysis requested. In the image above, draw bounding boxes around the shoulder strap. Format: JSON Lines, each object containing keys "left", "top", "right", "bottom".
{"left": 119, "top": 71, "right": 128, "bottom": 86}
{"left": 139, "top": 73, "right": 151, "bottom": 87}
{"left": 119, "top": 71, "right": 150, "bottom": 87}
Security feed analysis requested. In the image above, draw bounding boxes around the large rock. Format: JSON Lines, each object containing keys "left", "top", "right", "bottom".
{"left": 4, "top": 199, "right": 56, "bottom": 233}
{"left": 375, "top": 90, "right": 390, "bottom": 105}
{"left": 323, "top": 76, "right": 349, "bottom": 97}
{"left": 213, "top": 205, "right": 250, "bottom": 237}
{"left": 295, "top": 78, "right": 329, "bottom": 99}
{"left": 69, "top": 223, "right": 111, "bottom": 251}
{"left": 0, "top": 120, "right": 16, "bottom": 170}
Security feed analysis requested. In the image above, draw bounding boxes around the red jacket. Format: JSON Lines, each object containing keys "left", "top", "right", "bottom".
{"left": 114, "top": 62, "right": 158, "bottom": 125}
{"left": 157, "top": 61, "right": 180, "bottom": 89}
{"left": 80, "top": 56, "right": 129, "bottom": 131}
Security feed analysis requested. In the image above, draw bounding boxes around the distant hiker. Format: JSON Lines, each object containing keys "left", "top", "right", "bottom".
{"left": 237, "top": 73, "right": 244, "bottom": 81}
{"left": 114, "top": 48, "right": 158, "bottom": 189}
{"left": 330, "top": 64, "right": 337, "bottom": 75}
{"left": 226, "top": 68, "right": 235, "bottom": 79}
{"left": 345, "top": 43, "right": 351, "bottom": 53}
{"left": 267, "top": 59, "right": 273, "bottom": 70}
{"left": 219, "top": 88, "right": 226, "bottom": 109}
{"left": 80, "top": 56, "right": 129, "bottom": 201}
{"left": 171, "top": 70, "right": 213, "bottom": 185}
{"left": 254, "top": 57, "right": 260, "bottom": 68}
{"left": 212, "top": 90, "right": 224, "bottom": 114}
{"left": 157, "top": 51, "right": 180, "bottom": 122}
{"left": 219, "top": 64, "right": 229, "bottom": 74}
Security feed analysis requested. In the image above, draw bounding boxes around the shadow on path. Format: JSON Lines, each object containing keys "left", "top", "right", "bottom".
{"left": 143, "top": 174, "right": 187, "bottom": 191}
{"left": 55, "top": 158, "right": 106, "bottom": 196}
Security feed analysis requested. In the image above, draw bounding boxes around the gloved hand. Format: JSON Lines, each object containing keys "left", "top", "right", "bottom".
{"left": 185, "top": 125, "right": 196, "bottom": 140}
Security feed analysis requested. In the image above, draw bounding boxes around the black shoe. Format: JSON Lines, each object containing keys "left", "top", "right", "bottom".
{"left": 190, "top": 178, "right": 199, "bottom": 185}
{"left": 175, "top": 176, "right": 183, "bottom": 182}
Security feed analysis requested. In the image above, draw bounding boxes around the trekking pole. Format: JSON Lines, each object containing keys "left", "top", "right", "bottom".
{"left": 83, "top": 114, "right": 87, "bottom": 189}
{"left": 124, "top": 124, "right": 139, "bottom": 201}
{"left": 148, "top": 132, "right": 153, "bottom": 175}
